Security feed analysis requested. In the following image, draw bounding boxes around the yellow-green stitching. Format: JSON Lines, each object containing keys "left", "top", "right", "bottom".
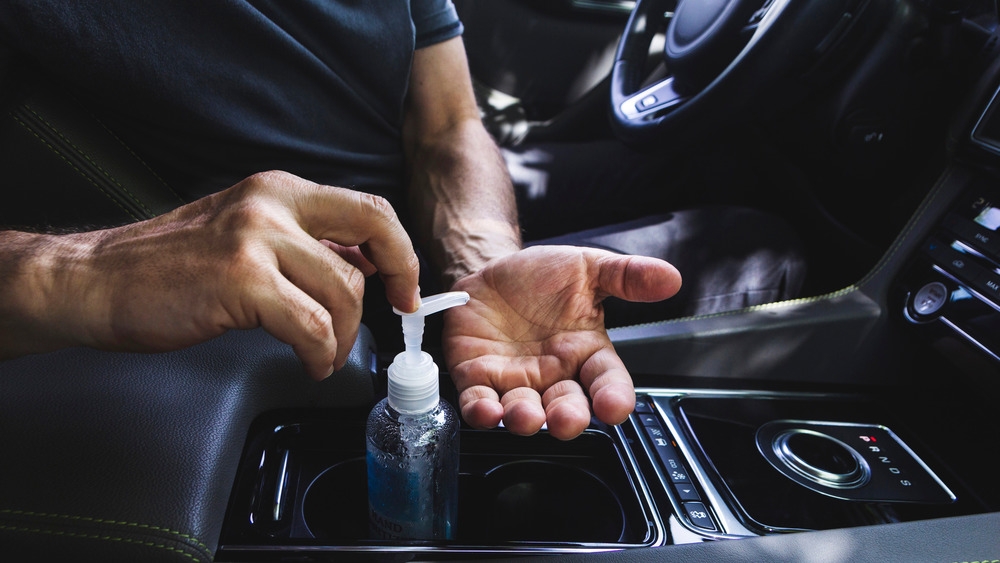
{"left": 0, "top": 524, "right": 203, "bottom": 562}
{"left": 93, "top": 114, "right": 185, "bottom": 204}
{"left": 23, "top": 104, "right": 155, "bottom": 216}
{"left": 855, "top": 167, "right": 953, "bottom": 287}
{"left": 611, "top": 168, "right": 956, "bottom": 332}
{"left": 8, "top": 111, "right": 141, "bottom": 222}
{"left": 0, "top": 508, "right": 209, "bottom": 552}
{"left": 611, "top": 286, "right": 860, "bottom": 331}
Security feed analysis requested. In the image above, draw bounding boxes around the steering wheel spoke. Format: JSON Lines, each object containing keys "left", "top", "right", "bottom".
{"left": 619, "top": 76, "right": 686, "bottom": 120}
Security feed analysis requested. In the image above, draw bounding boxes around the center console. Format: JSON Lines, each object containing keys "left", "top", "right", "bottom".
{"left": 216, "top": 382, "right": 991, "bottom": 560}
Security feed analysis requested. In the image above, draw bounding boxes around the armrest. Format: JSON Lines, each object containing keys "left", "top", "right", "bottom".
{"left": 0, "top": 327, "right": 376, "bottom": 562}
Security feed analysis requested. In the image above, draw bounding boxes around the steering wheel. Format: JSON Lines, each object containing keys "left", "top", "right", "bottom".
{"left": 610, "top": 0, "right": 864, "bottom": 146}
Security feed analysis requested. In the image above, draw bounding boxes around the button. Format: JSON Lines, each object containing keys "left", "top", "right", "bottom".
{"left": 674, "top": 484, "right": 701, "bottom": 501}
{"left": 638, "top": 413, "right": 659, "bottom": 427}
{"left": 923, "top": 239, "right": 987, "bottom": 285}
{"left": 667, "top": 466, "right": 691, "bottom": 484}
{"left": 643, "top": 424, "right": 669, "bottom": 444}
{"left": 912, "top": 282, "right": 948, "bottom": 316}
{"left": 642, "top": 427, "right": 690, "bottom": 483}
{"left": 973, "top": 269, "right": 1000, "bottom": 301}
{"left": 682, "top": 502, "right": 717, "bottom": 532}
{"left": 637, "top": 94, "right": 658, "bottom": 110}
{"left": 946, "top": 211, "right": 1000, "bottom": 258}
{"left": 634, "top": 397, "right": 653, "bottom": 414}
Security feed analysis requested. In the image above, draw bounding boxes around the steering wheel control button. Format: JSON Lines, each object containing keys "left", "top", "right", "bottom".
{"left": 772, "top": 430, "right": 870, "bottom": 489}
{"left": 637, "top": 94, "right": 659, "bottom": 111}
{"left": 682, "top": 502, "right": 717, "bottom": 532}
{"left": 756, "top": 421, "right": 956, "bottom": 503}
{"left": 912, "top": 282, "right": 948, "bottom": 317}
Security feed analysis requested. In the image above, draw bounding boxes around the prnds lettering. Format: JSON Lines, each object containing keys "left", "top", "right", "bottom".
{"left": 370, "top": 507, "right": 405, "bottom": 539}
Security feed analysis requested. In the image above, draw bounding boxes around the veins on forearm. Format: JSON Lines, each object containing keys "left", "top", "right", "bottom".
{"left": 407, "top": 122, "right": 522, "bottom": 287}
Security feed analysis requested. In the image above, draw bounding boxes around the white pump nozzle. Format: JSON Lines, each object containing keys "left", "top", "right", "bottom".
{"left": 388, "top": 291, "right": 470, "bottom": 414}
{"left": 393, "top": 291, "right": 470, "bottom": 365}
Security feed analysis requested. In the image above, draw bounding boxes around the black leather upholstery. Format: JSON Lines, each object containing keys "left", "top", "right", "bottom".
{"left": 0, "top": 62, "right": 185, "bottom": 231}
{"left": 0, "top": 327, "right": 377, "bottom": 562}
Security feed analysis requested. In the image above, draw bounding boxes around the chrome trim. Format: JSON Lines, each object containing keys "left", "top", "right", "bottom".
{"left": 901, "top": 263, "right": 1000, "bottom": 362}
{"left": 619, "top": 76, "right": 686, "bottom": 120}
{"left": 612, "top": 424, "right": 670, "bottom": 548}
{"left": 273, "top": 449, "right": 290, "bottom": 522}
{"left": 220, "top": 544, "right": 625, "bottom": 554}
{"left": 770, "top": 429, "right": 870, "bottom": 489}
{"left": 970, "top": 81, "right": 1000, "bottom": 156}
{"left": 760, "top": 420, "right": 957, "bottom": 504}
{"left": 225, "top": 426, "right": 660, "bottom": 556}
{"left": 571, "top": 0, "right": 636, "bottom": 15}
{"left": 940, "top": 316, "right": 1000, "bottom": 363}
{"left": 637, "top": 389, "right": 759, "bottom": 538}
{"left": 637, "top": 388, "right": 861, "bottom": 536}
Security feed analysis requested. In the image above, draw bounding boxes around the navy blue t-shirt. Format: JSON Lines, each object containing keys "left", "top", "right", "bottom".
{"left": 0, "top": 0, "right": 463, "bottom": 203}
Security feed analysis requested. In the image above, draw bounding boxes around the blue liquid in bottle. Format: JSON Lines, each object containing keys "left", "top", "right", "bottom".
{"left": 366, "top": 292, "right": 468, "bottom": 541}
{"left": 366, "top": 395, "right": 459, "bottom": 540}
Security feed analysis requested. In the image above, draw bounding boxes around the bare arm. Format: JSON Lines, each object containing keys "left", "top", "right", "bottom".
{"left": 403, "top": 36, "right": 522, "bottom": 288}
{"left": 0, "top": 172, "right": 420, "bottom": 378}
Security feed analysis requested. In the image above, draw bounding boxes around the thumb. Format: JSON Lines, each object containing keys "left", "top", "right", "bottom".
{"left": 592, "top": 251, "right": 682, "bottom": 303}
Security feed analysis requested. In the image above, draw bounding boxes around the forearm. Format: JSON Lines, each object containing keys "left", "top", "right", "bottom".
{"left": 0, "top": 230, "right": 102, "bottom": 358}
{"left": 406, "top": 118, "right": 522, "bottom": 288}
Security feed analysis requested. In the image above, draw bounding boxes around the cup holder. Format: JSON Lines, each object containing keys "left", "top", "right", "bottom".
{"left": 224, "top": 419, "right": 654, "bottom": 554}
{"left": 301, "top": 457, "right": 625, "bottom": 543}
{"left": 302, "top": 457, "right": 368, "bottom": 540}
{"left": 481, "top": 460, "right": 625, "bottom": 543}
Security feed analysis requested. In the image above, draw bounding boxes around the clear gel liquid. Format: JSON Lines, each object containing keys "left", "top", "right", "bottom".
{"left": 365, "top": 398, "right": 459, "bottom": 540}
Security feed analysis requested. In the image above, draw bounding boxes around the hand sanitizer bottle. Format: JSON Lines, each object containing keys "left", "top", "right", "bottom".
{"left": 366, "top": 291, "right": 469, "bottom": 541}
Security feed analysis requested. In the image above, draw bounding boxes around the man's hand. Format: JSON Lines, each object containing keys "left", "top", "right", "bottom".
{"left": 0, "top": 171, "right": 420, "bottom": 379}
{"left": 443, "top": 246, "right": 681, "bottom": 440}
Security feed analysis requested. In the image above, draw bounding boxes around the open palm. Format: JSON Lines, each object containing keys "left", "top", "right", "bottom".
{"left": 443, "top": 245, "right": 681, "bottom": 440}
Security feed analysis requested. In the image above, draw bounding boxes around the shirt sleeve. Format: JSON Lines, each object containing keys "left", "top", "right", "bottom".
{"left": 411, "top": 0, "right": 464, "bottom": 49}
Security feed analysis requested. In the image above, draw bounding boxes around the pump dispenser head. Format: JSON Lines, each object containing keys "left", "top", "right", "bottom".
{"left": 387, "top": 291, "right": 470, "bottom": 414}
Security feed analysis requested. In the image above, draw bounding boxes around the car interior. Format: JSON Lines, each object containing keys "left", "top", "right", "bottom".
{"left": 2, "top": 0, "right": 1000, "bottom": 561}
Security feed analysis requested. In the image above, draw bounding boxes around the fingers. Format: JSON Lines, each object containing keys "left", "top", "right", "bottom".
{"left": 457, "top": 382, "right": 592, "bottom": 440}
{"left": 291, "top": 182, "right": 420, "bottom": 313}
{"left": 320, "top": 240, "right": 377, "bottom": 277}
{"left": 579, "top": 345, "right": 636, "bottom": 426}
{"left": 274, "top": 236, "right": 366, "bottom": 374}
{"left": 542, "top": 380, "right": 592, "bottom": 440}
{"left": 458, "top": 385, "right": 547, "bottom": 437}
{"left": 591, "top": 250, "right": 682, "bottom": 303}
{"left": 249, "top": 272, "right": 351, "bottom": 381}
{"left": 501, "top": 388, "right": 547, "bottom": 435}
{"left": 458, "top": 385, "right": 504, "bottom": 429}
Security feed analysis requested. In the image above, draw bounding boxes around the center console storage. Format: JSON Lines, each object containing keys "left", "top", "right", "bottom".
{"left": 217, "top": 384, "right": 994, "bottom": 560}
{"left": 217, "top": 411, "right": 663, "bottom": 559}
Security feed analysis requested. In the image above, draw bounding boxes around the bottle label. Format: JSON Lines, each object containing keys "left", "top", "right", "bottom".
{"left": 367, "top": 450, "right": 437, "bottom": 539}
{"left": 369, "top": 505, "right": 408, "bottom": 540}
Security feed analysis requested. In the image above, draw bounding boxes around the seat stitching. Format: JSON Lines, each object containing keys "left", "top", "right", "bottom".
{"left": 91, "top": 113, "right": 186, "bottom": 203}
{"left": 9, "top": 111, "right": 140, "bottom": 222}
{"left": 0, "top": 508, "right": 209, "bottom": 551}
{"left": 0, "top": 524, "right": 205, "bottom": 563}
{"left": 612, "top": 286, "right": 859, "bottom": 330}
{"left": 23, "top": 104, "right": 155, "bottom": 216}
{"left": 611, "top": 169, "right": 955, "bottom": 330}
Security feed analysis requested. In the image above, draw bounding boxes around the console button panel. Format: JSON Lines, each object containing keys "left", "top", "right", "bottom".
{"left": 633, "top": 397, "right": 718, "bottom": 534}
{"left": 900, "top": 181, "right": 1000, "bottom": 361}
